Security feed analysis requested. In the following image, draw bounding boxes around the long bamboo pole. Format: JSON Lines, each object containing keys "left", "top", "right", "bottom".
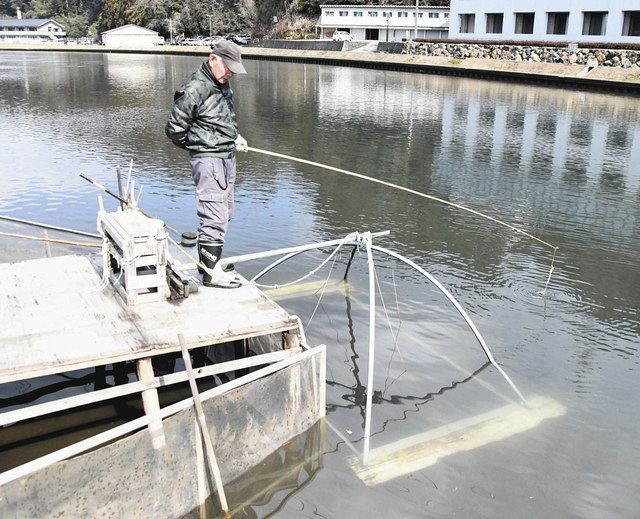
{"left": 0, "top": 214, "right": 100, "bottom": 238}
{"left": 0, "top": 231, "right": 101, "bottom": 248}
{"left": 179, "top": 334, "right": 231, "bottom": 519}
{"left": 246, "top": 146, "right": 559, "bottom": 252}
{"left": 78, "top": 174, "right": 182, "bottom": 237}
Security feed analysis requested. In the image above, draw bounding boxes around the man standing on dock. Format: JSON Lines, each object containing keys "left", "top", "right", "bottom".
{"left": 165, "top": 39, "right": 248, "bottom": 288}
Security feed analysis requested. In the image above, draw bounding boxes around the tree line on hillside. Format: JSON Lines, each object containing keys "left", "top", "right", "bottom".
{"left": 0, "top": 0, "right": 450, "bottom": 38}
{"left": 0, "top": 0, "right": 254, "bottom": 38}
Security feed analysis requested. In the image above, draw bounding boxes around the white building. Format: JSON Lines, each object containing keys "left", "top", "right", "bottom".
{"left": 449, "top": 0, "right": 640, "bottom": 44}
{"left": 0, "top": 18, "right": 65, "bottom": 43}
{"left": 101, "top": 24, "right": 163, "bottom": 47}
{"left": 317, "top": 5, "right": 449, "bottom": 42}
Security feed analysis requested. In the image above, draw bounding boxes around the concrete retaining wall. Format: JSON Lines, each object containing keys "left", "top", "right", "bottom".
{"left": 258, "top": 39, "right": 344, "bottom": 51}
{"left": 378, "top": 42, "right": 405, "bottom": 54}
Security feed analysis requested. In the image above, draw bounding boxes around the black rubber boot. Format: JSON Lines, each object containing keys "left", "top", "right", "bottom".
{"left": 198, "top": 239, "right": 223, "bottom": 287}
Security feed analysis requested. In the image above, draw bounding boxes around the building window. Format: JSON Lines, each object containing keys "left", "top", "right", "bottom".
{"left": 547, "top": 12, "right": 569, "bottom": 35}
{"left": 583, "top": 11, "right": 607, "bottom": 36}
{"left": 47, "top": 26, "right": 52, "bottom": 31}
{"left": 622, "top": 11, "right": 640, "bottom": 36}
{"left": 459, "top": 13, "right": 475, "bottom": 34}
{"left": 428, "top": 12, "right": 439, "bottom": 19}
{"left": 444, "top": 13, "right": 449, "bottom": 18}
{"left": 383, "top": 12, "right": 392, "bottom": 18}
{"left": 514, "top": 12, "right": 535, "bottom": 34}
{"left": 397, "top": 12, "right": 408, "bottom": 18}
{"left": 412, "top": 12, "right": 423, "bottom": 18}
{"left": 368, "top": 11, "right": 377, "bottom": 17}
{"left": 486, "top": 13, "right": 503, "bottom": 34}
{"left": 354, "top": 11, "right": 362, "bottom": 17}
{"left": 325, "top": 11, "right": 334, "bottom": 16}
{"left": 339, "top": 11, "right": 348, "bottom": 17}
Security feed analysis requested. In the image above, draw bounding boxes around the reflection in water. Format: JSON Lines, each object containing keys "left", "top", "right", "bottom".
{"left": 207, "top": 421, "right": 324, "bottom": 518}
{"left": 105, "top": 53, "right": 166, "bottom": 91}
{"left": 552, "top": 113, "right": 571, "bottom": 172}
{"left": 1, "top": 52, "right": 640, "bottom": 518}
{"left": 519, "top": 108, "right": 538, "bottom": 171}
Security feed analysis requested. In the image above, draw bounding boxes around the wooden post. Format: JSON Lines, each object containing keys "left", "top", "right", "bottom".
{"left": 116, "top": 165, "right": 125, "bottom": 210}
{"left": 283, "top": 330, "right": 300, "bottom": 350}
{"left": 136, "top": 358, "right": 165, "bottom": 450}
{"left": 319, "top": 344, "right": 326, "bottom": 418}
{"left": 179, "top": 334, "right": 231, "bottom": 519}
{"left": 42, "top": 229, "right": 52, "bottom": 258}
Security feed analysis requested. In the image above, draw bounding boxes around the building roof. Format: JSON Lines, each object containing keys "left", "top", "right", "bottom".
{"left": 0, "top": 18, "right": 62, "bottom": 28}
{"left": 101, "top": 24, "right": 158, "bottom": 35}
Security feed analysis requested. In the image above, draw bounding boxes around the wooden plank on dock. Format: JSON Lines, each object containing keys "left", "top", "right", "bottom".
{"left": 0, "top": 255, "right": 298, "bottom": 384}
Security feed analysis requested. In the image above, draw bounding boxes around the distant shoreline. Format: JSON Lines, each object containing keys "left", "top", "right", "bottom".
{"left": 1, "top": 43, "right": 638, "bottom": 94}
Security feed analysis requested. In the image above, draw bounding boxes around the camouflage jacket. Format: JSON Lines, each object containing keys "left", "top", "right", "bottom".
{"left": 165, "top": 61, "right": 238, "bottom": 157}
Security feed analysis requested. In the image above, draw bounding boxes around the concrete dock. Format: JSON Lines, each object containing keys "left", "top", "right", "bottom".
{"left": 0, "top": 254, "right": 297, "bottom": 384}
{"left": 0, "top": 246, "right": 324, "bottom": 517}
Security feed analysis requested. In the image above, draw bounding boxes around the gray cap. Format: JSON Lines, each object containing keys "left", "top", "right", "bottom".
{"left": 210, "top": 39, "right": 247, "bottom": 75}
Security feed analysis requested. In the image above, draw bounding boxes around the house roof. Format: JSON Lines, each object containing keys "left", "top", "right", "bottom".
{"left": 101, "top": 24, "right": 158, "bottom": 35}
{"left": 0, "top": 18, "right": 63, "bottom": 29}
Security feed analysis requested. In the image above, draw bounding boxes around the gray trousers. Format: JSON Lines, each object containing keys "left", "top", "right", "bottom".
{"left": 190, "top": 156, "right": 236, "bottom": 242}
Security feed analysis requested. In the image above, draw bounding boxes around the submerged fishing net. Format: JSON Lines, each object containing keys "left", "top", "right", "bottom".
{"left": 0, "top": 355, "right": 322, "bottom": 518}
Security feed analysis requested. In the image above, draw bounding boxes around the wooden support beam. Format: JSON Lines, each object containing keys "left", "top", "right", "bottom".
{"left": 42, "top": 229, "right": 52, "bottom": 258}
{"left": 319, "top": 345, "right": 327, "bottom": 417}
{"left": 136, "top": 358, "right": 165, "bottom": 450}
{"left": 283, "top": 330, "right": 300, "bottom": 349}
{"left": 116, "top": 164, "right": 125, "bottom": 210}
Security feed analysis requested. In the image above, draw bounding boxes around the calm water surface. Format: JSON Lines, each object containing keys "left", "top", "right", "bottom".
{"left": 1, "top": 52, "right": 639, "bottom": 518}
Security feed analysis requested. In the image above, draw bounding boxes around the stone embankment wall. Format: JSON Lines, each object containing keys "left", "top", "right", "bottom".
{"left": 403, "top": 42, "right": 640, "bottom": 68}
